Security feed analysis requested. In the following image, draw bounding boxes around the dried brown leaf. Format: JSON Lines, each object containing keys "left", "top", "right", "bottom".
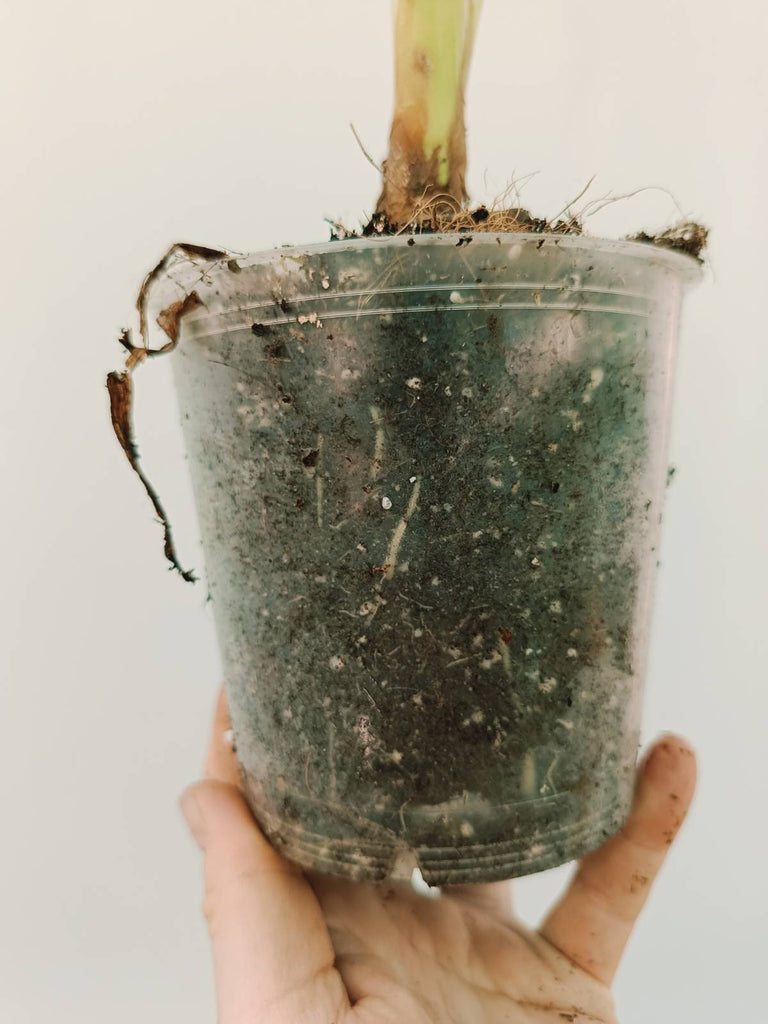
{"left": 106, "top": 371, "right": 197, "bottom": 583}
{"left": 107, "top": 241, "right": 225, "bottom": 585}
{"left": 156, "top": 291, "right": 204, "bottom": 345}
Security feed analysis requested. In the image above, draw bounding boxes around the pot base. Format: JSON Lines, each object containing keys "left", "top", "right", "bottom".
{"left": 243, "top": 769, "right": 626, "bottom": 884}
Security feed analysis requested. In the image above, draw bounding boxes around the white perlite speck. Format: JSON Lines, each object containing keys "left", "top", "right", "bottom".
{"left": 381, "top": 496, "right": 393, "bottom": 510}
{"left": 582, "top": 367, "right": 605, "bottom": 404}
{"left": 297, "top": 311, "right": 322, "bottom": 327}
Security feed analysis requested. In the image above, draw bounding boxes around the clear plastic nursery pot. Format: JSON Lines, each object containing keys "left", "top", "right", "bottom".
{"left": 168, "top": 233, "right": 699, "bottom": 884}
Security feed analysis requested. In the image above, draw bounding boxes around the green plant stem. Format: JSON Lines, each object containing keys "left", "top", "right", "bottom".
{"left": 376, "top": 0, "right": 483, "bottom": 228}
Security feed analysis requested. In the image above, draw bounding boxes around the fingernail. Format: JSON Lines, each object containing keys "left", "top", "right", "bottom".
{"left": 179, "top": 786, "right": 208, "bottom": 850}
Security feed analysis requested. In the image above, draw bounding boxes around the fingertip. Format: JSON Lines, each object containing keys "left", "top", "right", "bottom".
{"left": 178, "top": 778, "right": 245, "bottom": 842}
{"left": 179, "top": 781, "right": 211, "bottom": 849}
{"left": 204, "top": 734, "right": 241, "bottom": 786}
{"left": 183, "top": 778, "right": 252, "bottom": 827}
{"left": 640, "top": 733, "right": 698, "bottom": 802}
{"left": 623, "top": 733, "right": 697, "bottom": 855}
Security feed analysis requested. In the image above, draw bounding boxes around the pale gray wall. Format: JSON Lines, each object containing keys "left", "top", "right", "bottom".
{"left": 1, "top": 1, "right": 766, "bottom": 1021}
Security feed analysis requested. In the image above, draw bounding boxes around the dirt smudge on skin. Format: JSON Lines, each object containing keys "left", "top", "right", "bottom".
{"left": 630, "top": 871, "right": 650, "bottom": 894}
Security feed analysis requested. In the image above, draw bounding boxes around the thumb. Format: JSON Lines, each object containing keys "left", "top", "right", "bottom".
{"left": 179, "top": 779, "right": 349, "bottom": 1023}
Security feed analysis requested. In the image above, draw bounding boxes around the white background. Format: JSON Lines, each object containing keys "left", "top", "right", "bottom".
{"left": 2, "top": 1, "right": 766, "bottom": 1021}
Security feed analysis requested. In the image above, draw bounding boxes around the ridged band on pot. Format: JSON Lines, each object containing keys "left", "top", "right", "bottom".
{"left": 167, "top": 234, "right": 700, "bottom": 883}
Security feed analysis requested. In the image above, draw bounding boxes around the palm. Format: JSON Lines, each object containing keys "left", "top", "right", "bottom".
{"left": 184, "top": 687, "right": 696, "bottom": 1024}
{"left": 308, "top": 873, "right": 616, "bottom": 1023}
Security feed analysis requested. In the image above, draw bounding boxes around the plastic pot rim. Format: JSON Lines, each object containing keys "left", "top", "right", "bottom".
{"left": 220, "top": 231, "right": 703, "bottom": 283}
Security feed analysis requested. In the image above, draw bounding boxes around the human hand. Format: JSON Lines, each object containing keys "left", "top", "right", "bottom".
{"left": 179, "top": 687, "right": 697, "bottom": 1023}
